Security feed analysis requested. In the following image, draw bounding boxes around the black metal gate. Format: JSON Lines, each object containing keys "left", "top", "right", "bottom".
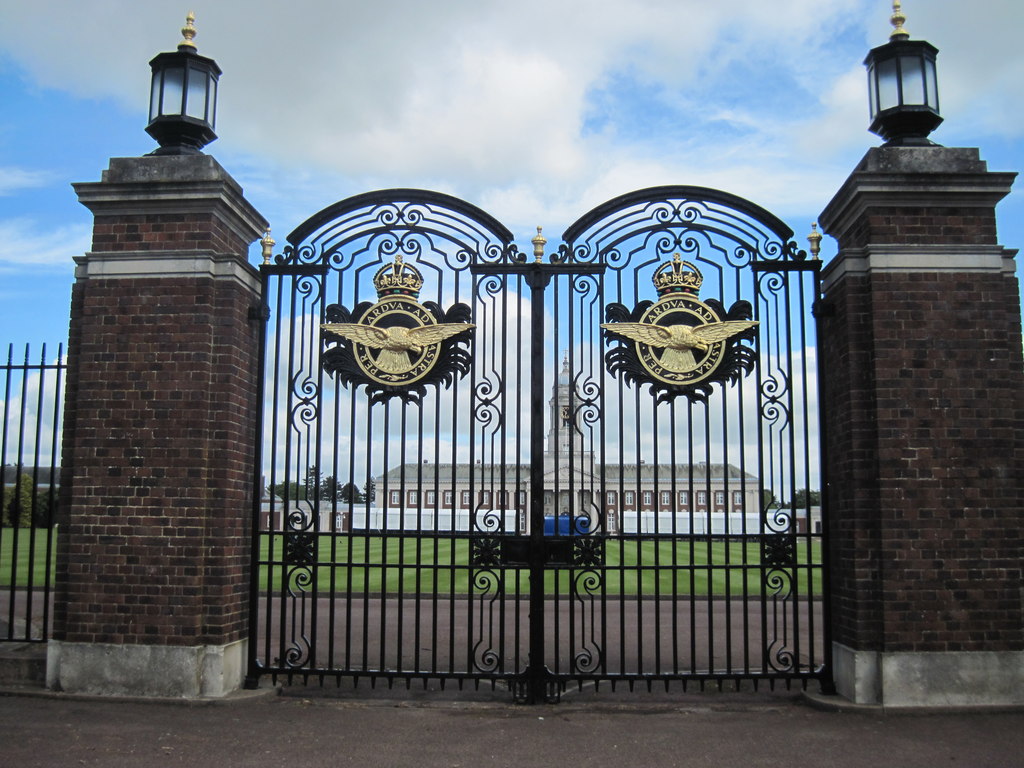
{"left": 248, "top": 186, "right": 829, "bottom": 701}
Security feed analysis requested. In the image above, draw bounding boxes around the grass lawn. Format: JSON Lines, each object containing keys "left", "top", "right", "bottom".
{"left": 257, "top": 533, "right": 823, "bottom": 597}
{"left": 0, "top": 527, "right": 57, "bottom": 588}
{"left": 2, "top": 527, "right": 821, "bottom": 598}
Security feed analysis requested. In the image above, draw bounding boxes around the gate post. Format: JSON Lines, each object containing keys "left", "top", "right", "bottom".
{"left": 47, "top": 154, "right": 267, "bottom": 697}
{"left": 818, "top": 146, "right": 1022, "bottom": 706}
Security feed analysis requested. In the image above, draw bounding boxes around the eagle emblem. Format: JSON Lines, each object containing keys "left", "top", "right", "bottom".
{"left": 602, "top": 254, "right": 758, "bottom": 401}
{"left": 321, "top": 255, "right": 474, "bottom": 403}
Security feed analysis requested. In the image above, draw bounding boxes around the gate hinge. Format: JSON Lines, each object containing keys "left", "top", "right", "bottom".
{"left": 248, "top": 303, "right": 271, "bottom": 322}
{"left": 812, "top": 298, "right": 834, "bottom": 318}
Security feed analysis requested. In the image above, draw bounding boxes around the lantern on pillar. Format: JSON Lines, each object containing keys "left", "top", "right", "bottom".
{"left": 145, "top": 12, "right": 221, "bottom": 155}
{"left": 864, "top": 1, "right": 942, "bottom": 146}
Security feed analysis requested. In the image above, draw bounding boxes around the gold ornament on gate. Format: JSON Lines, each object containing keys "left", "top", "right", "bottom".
{"left": 602, "top": 254, "right": 758, "bottom": 392}
{"left": 321, "top": 255, "right": 475, "bottom": 387}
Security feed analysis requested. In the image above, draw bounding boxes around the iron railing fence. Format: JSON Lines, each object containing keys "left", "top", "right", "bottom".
{"left": 1, "top": 343, "right": 65, "bottom": 643}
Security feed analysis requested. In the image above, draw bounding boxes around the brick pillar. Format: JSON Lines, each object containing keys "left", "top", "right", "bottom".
{"left": 48, "top": 154, "right": 267, "bottom": 697}
{"left": 818, "top": 146, "right": 1022, "bottom": 706}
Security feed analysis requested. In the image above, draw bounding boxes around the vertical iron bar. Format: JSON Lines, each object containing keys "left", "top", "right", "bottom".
{"left": 525, "top": 266, "right": 549, "bottom": 703}
{"left": 42, "top": 345, "right": 65, "bottom": 642}
{"left": 812, "top": 264, "right": 836, "bottom": 693}
{"left": 247, "top": 277, "right": 270, "bottom": 685}
{"left": 0, "top": 345, "right": 11, "bottom": 639}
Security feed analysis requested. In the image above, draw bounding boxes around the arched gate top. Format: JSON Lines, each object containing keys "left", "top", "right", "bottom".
{"left": 561, "top": 185, "right": 800, "bottom": 265}
{"left": 287, "top": 187, "right": 515, "bottom": 247}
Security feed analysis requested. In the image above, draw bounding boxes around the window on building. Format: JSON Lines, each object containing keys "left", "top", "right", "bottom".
{"left": 642, "top": 491, "right": 653, "bottom": 507}
{"left": 660, "top": 490, "right": 671, "bottom": 505}
{"left": 425, "top": 490, "right": 436, "bottom": 506}
{"left": 679, "top": 491, "right": 689, "bottom": 506}
{"left": 607, "top": 490, "right": 617, "bottom": 505}
{"left": 697, "top": 491, "right": 707, "bottom": 506}
{"left": 443, "top": 490, "right": 453, "bottom": 506}
{"left": 517, "top": 490, "right": 527, "bottom": 506}
{"left": 409, "top": 490, "right": 419, "bottom": 506}
{"left": 624, "top": 491, "right": 635, "bottom": 506}
{"left": 498, "top": 490, "right": 508, "bottom": 508}
{"left": 389, "top": 490, "right": 400, "bottom": 506}
{"left": 733, "top": 491, "right": 743, "bottom": 507}
{"left": 481, "top": 490, "right": 491, "bottom": 506}
{"left": 460, "top": 490, "right": 470, "bottom": 507}
{"left": 715, "top": 491, "right": 725, "bottom": 506}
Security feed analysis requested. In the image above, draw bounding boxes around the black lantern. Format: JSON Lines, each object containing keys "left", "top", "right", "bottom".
{"left": 145, "top": 13, "right": 221, "bottom": 155}
{"left": 864, "top": 1, "right": 941, "bottom": 146}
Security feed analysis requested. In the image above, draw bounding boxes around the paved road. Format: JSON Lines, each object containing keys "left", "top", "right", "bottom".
{"left": 2, "top": 687, "right": 1022, "bottom": 768}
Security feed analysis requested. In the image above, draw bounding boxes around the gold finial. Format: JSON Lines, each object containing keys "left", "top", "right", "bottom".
{"left": 180, "top": 11, "right": 198, "bottom": 49}
{"left": 889, "top": 1, "right": 909, "bottom": 41}
{"left": 260, "top": 229, "right": 275, "bottom": 265}
{"left": 807, "top": 223, "right": 822, "bottom": 261}
{"left": 531, "top": 226, "right": 546, "bottom": 263}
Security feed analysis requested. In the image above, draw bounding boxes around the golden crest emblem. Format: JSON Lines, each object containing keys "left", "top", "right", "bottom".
{"left": 602, "top": 254, "right": 758, "bottom": 401}
{"left": 321, "top": 256, "right": 475, "bottom": 402}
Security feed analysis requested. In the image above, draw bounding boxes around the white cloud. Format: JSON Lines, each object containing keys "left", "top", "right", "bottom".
{"left": 0, "top": 219, "right": 90, "bottom": 267}
{"left": 1, "top": 0, "right": 1020, "bottom": 257}
{"left": 0, "top": 167, "right": 55, "bottom": 196}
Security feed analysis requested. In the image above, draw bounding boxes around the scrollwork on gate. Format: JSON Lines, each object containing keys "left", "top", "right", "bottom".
{"left": 571, "top": 569, "right": 604, "bottom": 675}
{"left": 471, "top": 568, "right": 504, "bottom": 674}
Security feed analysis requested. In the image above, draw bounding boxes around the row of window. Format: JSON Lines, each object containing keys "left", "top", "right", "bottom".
{"left": 388, "top": 489, "right": 524, "bottom": 507}
{"left": 616, "top": 490, "right": 743, "bottom": 507}
{"left": 385, "top": 489, "right": 746, "bottom": 508}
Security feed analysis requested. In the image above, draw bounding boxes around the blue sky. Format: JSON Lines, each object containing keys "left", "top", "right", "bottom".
{"left": 1, "top": 0, "right": 1021, "bottom": 351}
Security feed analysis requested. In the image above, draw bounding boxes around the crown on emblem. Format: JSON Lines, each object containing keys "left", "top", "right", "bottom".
{"left": 652, "top": 254, "right": 703, "bottom": 296}
{"left": 373, "top": 254, "right": 424, "bottom": 298}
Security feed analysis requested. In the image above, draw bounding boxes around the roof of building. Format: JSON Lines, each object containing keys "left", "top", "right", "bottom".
{"left": 378, "top": 461, "right": 756, "bottom": 484}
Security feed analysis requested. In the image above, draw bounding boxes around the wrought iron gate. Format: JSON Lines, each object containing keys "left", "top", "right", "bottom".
{"left": 248, "top": 186, "right": 829, "bottom": 701}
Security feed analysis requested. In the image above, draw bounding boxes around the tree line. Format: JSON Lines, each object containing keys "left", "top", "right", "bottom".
{"left": 268, "top": 466, "right": 375, "bottom": 505}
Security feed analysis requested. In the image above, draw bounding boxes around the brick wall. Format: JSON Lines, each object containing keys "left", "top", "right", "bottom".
{"left": 89, "top": 212, "right": 244, "bottom": 254}
{"left": 841, "top": 206, "right": 999, "bottom": 250}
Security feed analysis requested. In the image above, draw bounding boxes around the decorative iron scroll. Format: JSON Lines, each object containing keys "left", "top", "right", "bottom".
{"left": 280, "top": 510, "right": 315, "bottom": 668}
{"left": 472, "top": 535, "right": 605, "bottom": 568}
{"left": 283, "top": 532, "right": 317, "bottom": 567}
{"left": 470, "top": 537, "right": 502, "bottom": 568}
{"left": 762, "top": 532, "right": 797, "bottom": 570}
{"left": 572, "top": 538, "right": 604, "bottom": 568}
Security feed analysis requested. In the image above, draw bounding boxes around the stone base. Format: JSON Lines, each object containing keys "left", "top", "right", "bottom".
{"left": 46, "top": 640, "right": 246, "bottom": 698}
{"left": 833, "top": 642, "right": 1024, "bottom": 708}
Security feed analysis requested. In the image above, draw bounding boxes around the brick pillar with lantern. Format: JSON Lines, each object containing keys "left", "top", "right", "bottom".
{"left": 46, "top": 17, "right": 270, "bottom": 698}
{"left": 816, "top": 3, "right": 1023, "bottom": 708}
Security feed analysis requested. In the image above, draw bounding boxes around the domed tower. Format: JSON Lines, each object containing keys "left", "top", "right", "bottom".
{"left": 545, "top": 353, "right": 594, "bottom": 471}
{"left": 547, "top": 354, "right": 581, "bottom": 458}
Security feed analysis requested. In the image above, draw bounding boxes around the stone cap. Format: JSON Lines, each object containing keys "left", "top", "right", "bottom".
{"left": 819, "top": 146, "right": 1016, "bottom": 244}
{"left": 73, "top": 154, "right": 269, "bottom": 250}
